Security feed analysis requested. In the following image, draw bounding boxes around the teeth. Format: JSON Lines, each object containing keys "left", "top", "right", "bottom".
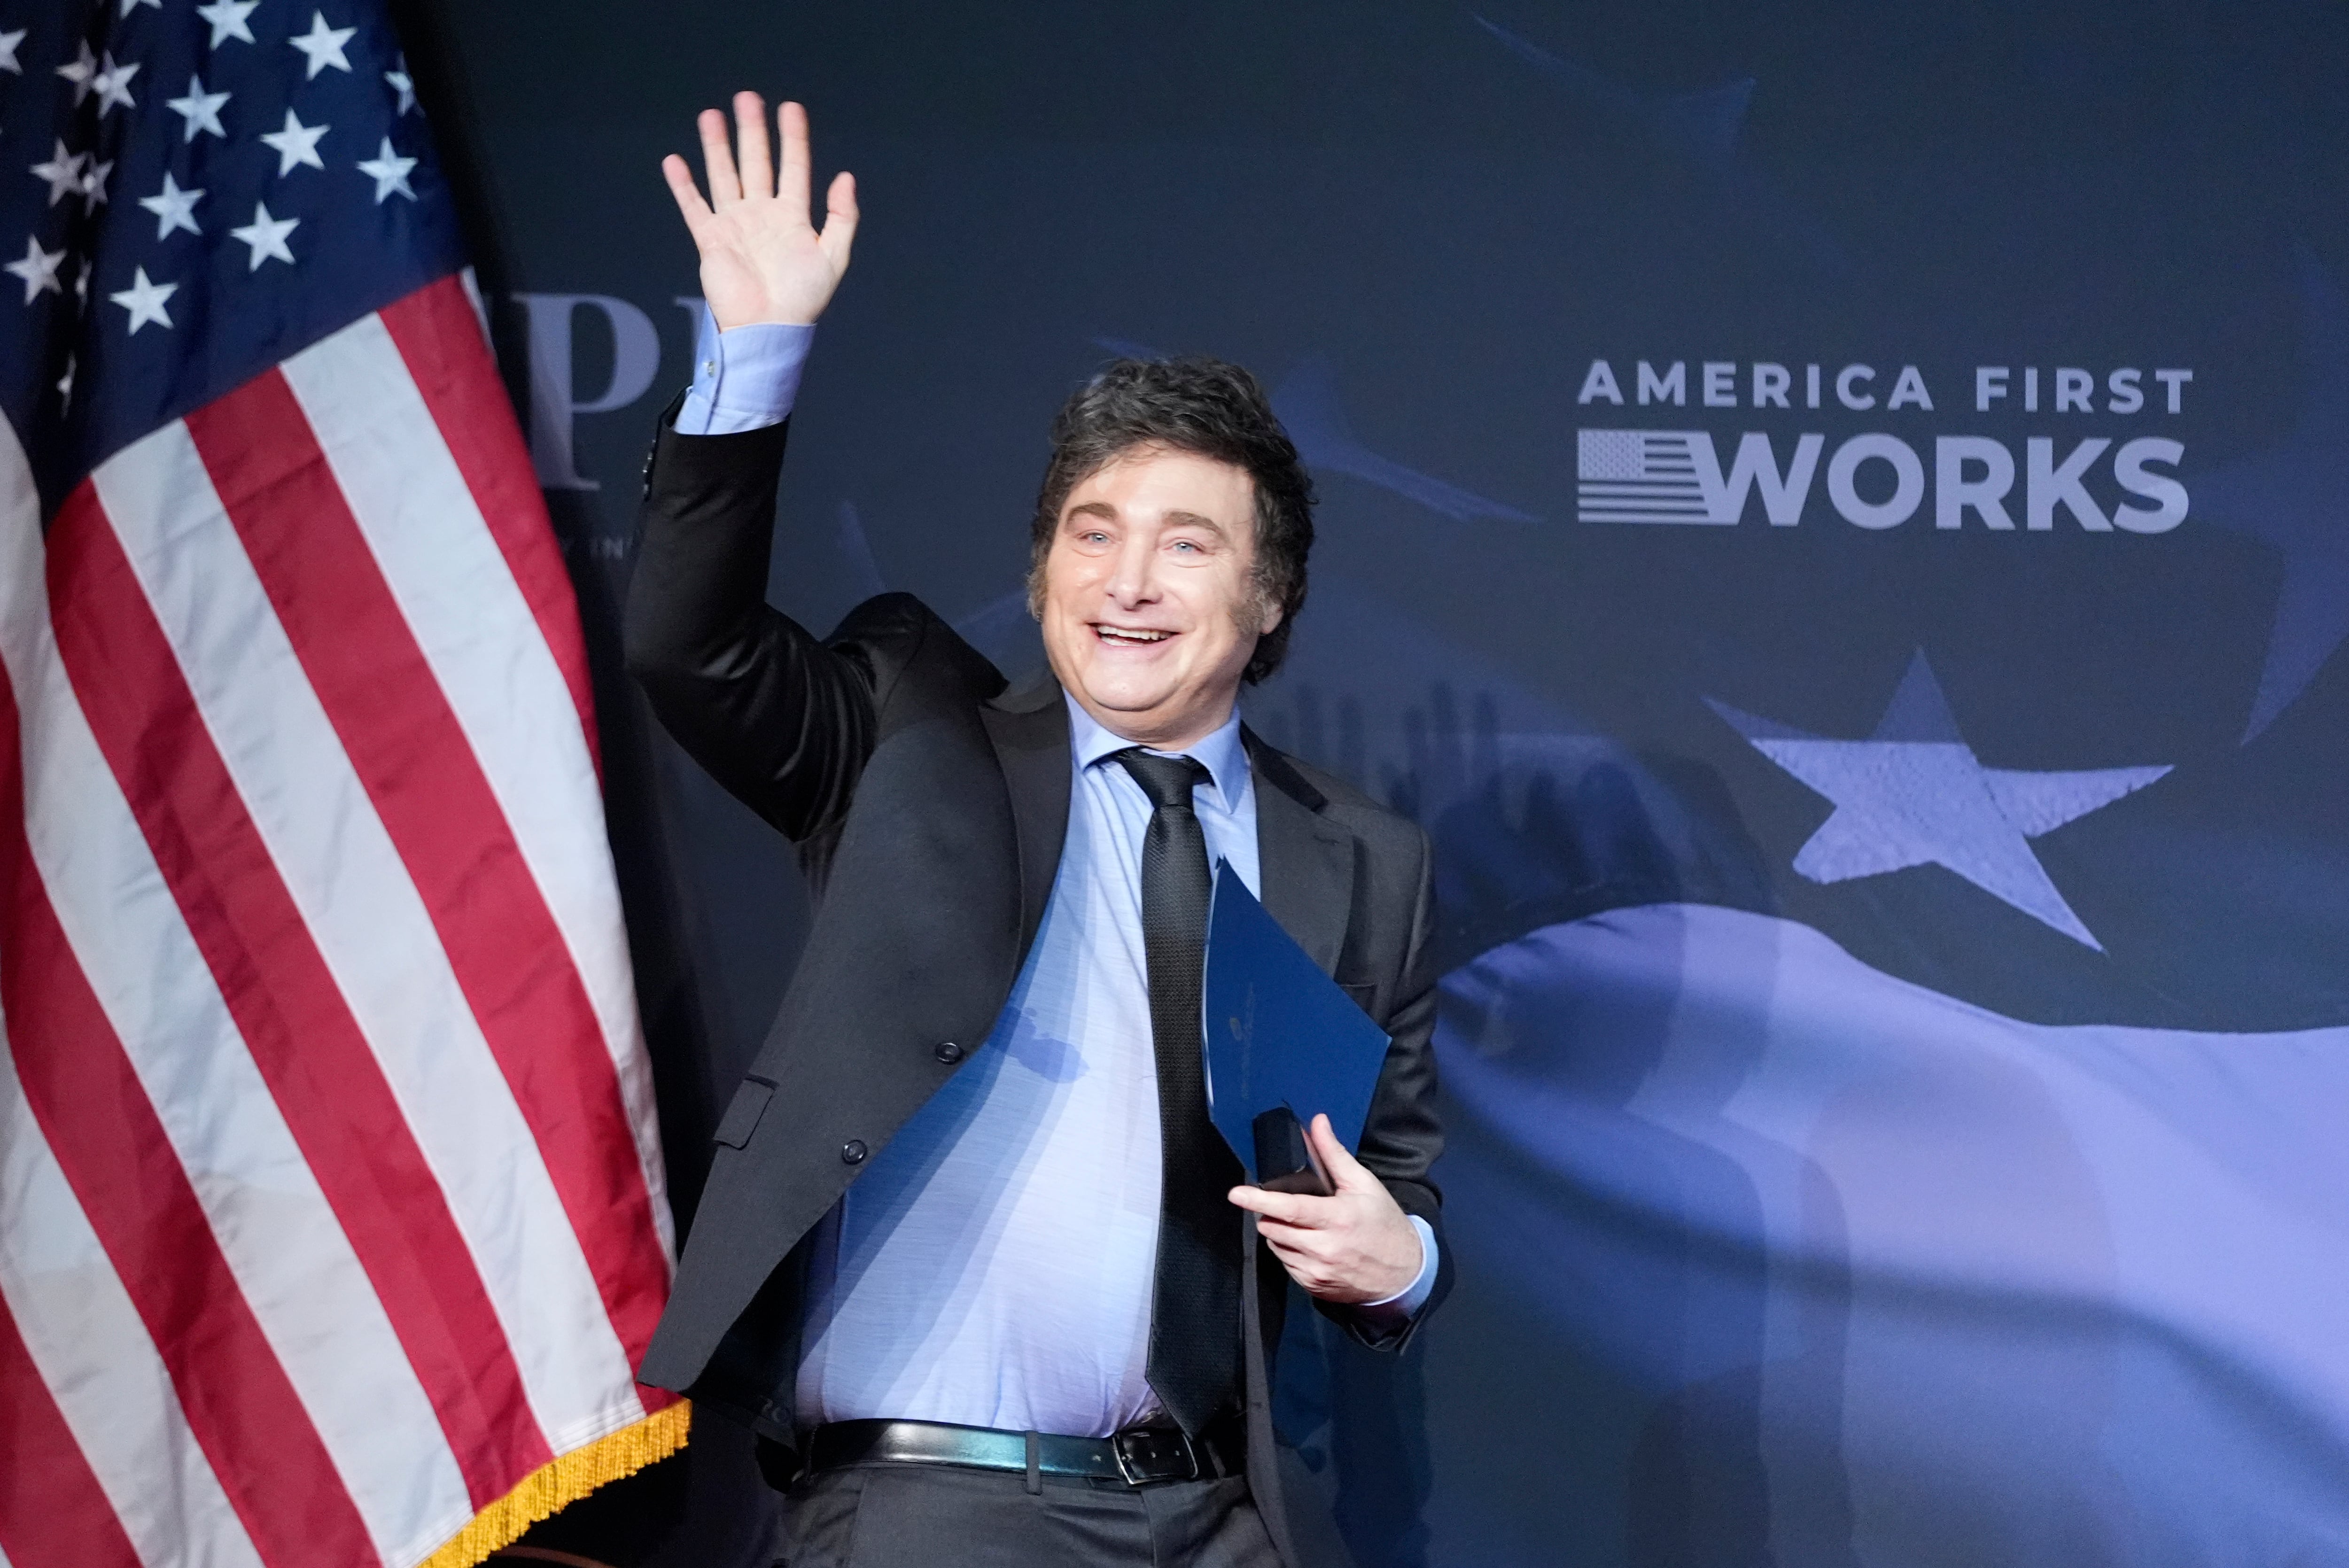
{"left": 1098, "top": 627, "right": 1170, "bottom": 644}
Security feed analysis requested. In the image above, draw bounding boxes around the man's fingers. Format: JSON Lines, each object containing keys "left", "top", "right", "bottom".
{"left": 1309, "top": 1113, "right": 1379, "bottom": 1195}
{"left": 817, "top": 170, "right": 858, "bottom": 271}
{"left": 660, "top": 154, "right": 713, "bottom": 231}
{"left": 778, "top": 100, "right": 813, "bottom": 215}
{"left": 1228, "top": 1185, "right": 1330, "bottom": 1228}
{"left": 696, "top": 107, "right": 740, "bottom": 206}
{"left": 732, "top": 91, "right": 774, "bottom": 201}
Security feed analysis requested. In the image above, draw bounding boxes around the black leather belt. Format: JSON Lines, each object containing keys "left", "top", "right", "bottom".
{"left": 796, "top": 1414, "right": 1242, "bottom": 1487}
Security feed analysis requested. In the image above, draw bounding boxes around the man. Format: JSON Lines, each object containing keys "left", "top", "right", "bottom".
{"left": 627, "top": 93, "right": 1450, "bottom": 1567}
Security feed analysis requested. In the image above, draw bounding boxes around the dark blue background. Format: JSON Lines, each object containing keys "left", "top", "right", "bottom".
{"left": 390, "top": 3, "right": 2349, "bottom": 1563}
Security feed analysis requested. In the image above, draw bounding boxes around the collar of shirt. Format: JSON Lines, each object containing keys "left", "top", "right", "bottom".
{"left": 1064, "top": 692, "right": 1250, "bottom": 809}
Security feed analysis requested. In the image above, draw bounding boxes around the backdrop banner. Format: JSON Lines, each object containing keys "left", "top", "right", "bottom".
{"left": 403, "top": 3, "right": 2349, "bottom": 1564}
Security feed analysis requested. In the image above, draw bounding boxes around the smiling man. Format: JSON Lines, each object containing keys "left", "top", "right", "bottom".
{"left": 626, "top": 94, "right": 1450, "bottom": 1568}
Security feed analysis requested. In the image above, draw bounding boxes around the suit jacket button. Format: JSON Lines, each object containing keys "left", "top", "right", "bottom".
{"left": 934, "top": 1040, "right": 964, "bottom": 1064}
{"left": 840, "top": 1140, "right": 868, "bottom": 1165}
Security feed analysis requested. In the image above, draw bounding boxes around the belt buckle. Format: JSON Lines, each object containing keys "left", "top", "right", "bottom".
{"left": 1112, "top": 1427, "right": 1199, "bottom": 1485}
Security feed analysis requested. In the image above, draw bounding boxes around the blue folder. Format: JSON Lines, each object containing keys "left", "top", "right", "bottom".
{"left": 1200, "top": 860, "right": 1392, "bottom": 1184}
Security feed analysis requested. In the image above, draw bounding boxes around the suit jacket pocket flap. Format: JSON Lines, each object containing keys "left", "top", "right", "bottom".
{"left": 713, "top": 1078, "right": 777, "bottom": 1149}
{"left": 1340, "top": 980, "right": 1379, "bottom": 1021}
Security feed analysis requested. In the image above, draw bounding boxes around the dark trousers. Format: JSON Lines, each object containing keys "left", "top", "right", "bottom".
{"left": 773, "top": 1462, "right": 1284, "bottom": 1568}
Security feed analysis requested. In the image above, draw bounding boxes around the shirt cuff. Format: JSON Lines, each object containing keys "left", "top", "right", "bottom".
{"left": 673, "top": 310, "right": 814, "bottom": 435}
{"left": 1352, "top": 1215, "right": 1439, "bottom": 1327}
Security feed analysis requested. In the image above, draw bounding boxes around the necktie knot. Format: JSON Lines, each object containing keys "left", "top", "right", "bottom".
{"left": 1114, "top": 748, "right": 1210, "bottom": 811}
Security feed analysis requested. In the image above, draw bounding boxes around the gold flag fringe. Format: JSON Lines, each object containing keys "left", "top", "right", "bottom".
{"left": 418, "top": 1400, "right": 692, "bottom": 1568}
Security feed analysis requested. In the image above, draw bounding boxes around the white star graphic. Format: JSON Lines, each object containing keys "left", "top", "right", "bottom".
{"left": 1709, "top": 652, "right": 2171, "bottom": 950}
{"left": 5, "top": 237, "right": 66, "bottom": 303}
{"left": 78, "top": 156, "right": 113, "bottom": 212}
{"left": 356, "top": 136, "right": 416, "bottom": 202}
{"left": 288, "top": 11, "right": 356, "bottom": 78}
{"left": 0, "top": 28, "right": 26, "bottom": 74}
{"left": 385, "top": 54, "right": 416, "bottom": 114}
{"left": 259, "top": 107, "right": 329, "bottom": 174}
{"left": 30, "top": 140, "right": 86, "bottom": 207}
{"left": 92, "top": 49, "right": 140, "bottom": 113}
{"left": 122, "top": 0, "right": 162, "bottom": 12}
{"left": 109, "top": 266, "right": 177, "bottom": 334}
{"left": 70, "top": 255, "right": 89, "bottom": 309}
{"left": 228, "top": 200, "right": 298, "bottom": 269}
{"left": 139, "top": 171, "right": 204, "bottom": 238}
{"left": 55, "top": 39, "right": 97, "bottom": 103}
{"left": 195, "top": 0, "right": 258, "bottom": 47}
{"left": 166, "top": 74, "right": 231, "bottom": 140}
{"left": 57, "top": 354, "right": 76, "bottom": 407}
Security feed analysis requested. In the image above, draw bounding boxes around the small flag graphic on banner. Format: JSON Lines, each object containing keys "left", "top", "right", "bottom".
{"left": 1576, "top": 428, "right": 1716, "bottom": 523}
{"left": 0, "top": 5, "right": 680, "bottom": 1568}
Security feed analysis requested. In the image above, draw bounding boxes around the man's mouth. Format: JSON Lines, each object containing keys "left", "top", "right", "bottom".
{"left": 1094, "top": 625, "right": 1174, "bottom": 646}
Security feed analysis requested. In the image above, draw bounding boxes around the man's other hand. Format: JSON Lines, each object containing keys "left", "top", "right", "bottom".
{"left": 661, "top": 92, "right": 858, "bottom": 330}
{"left": 1227, "top": 1114, "right": 1423, "bottom": 1304}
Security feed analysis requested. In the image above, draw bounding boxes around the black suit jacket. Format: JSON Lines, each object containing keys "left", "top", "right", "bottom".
{"left": 623, "top": 411, "right": 1449, "bottom": 1557}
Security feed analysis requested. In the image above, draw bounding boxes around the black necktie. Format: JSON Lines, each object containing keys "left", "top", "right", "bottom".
{"left": 1114, "top": 748, "right": 1244, "bottom": 1436}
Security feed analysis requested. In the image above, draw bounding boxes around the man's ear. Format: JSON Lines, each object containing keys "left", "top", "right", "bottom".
{"left": 1258, "top": 601, "right": 1285, "bottom": 637}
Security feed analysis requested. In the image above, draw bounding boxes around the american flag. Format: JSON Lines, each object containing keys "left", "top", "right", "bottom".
{"left": 1575, "top": 427, "right": 1717, "bottom": 524}
{"left": 0, "top": 4, "right": 679, "bottom": 1568}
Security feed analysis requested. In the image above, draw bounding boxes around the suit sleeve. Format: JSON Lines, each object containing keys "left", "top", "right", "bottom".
{"left": 623, "top": 410, "right": 879, "bottom": 841}
{"left": 1326, "top": 824, "right": 1453, "bottom": 1351}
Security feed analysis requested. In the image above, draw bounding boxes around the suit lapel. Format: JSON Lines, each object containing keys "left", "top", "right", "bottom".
{"left": 1246, "top": 730, "right": 1354, "bottom": 975}
{"left": 981, "top": 670, "right": 1073, "bottom": 963}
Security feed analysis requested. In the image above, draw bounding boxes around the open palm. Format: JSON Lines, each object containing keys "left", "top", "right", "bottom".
{"left": 661, "top": 93, "right": 857, "bottom": 331}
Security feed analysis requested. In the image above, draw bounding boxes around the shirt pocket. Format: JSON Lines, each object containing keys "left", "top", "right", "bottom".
{"left": 712, "top": 1076, "right": 777, "bottom": 1149}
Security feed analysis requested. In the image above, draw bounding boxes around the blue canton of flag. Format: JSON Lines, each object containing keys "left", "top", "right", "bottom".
{"left": 0, "top": 0, "right": 463, "bottom": 507}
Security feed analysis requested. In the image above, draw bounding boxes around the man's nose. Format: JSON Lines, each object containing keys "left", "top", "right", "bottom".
{"left": 1104, "top": 533, "right": 1160, "bottom": 606}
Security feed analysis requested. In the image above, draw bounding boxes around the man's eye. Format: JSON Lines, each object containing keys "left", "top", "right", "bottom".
{"left": 1171, "top": 539, "right": 1201, "bottom": 553}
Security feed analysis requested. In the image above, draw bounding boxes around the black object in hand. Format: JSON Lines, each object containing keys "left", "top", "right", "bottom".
{"left": 1252, "top": 1107, "right": 1333, "bottom": 1196}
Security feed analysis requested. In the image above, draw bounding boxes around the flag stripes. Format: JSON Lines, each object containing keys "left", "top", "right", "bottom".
{"left": 0, "top": 1226, "right": 148, "bottom": 1568}
{"left": 0, "top": 1019, "right": 267, "bottom": 1568}
{"left": 0, "top": 653, "right": 383, "bottom": 1568}
{"left": 185, "top": 368, "right": 670, "bottom": 1402}
{"left": 379, "top": 279, "right": 602, "bottom": 775}
{"left": 84, "top": 415, "right": 636, "bottom": 1453}
{"left": 283, "top": 302, "right": 669, "bottom": 1264}
{"left": 51, "top": 476, "right": 549, "bottom": 1513}
{"left": 0, "top": 279, "right": 672, "bottom": 1566}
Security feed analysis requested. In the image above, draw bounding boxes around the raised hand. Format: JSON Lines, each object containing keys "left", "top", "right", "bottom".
{"left": 1227, "top": 1113, "right": 1425, "bottom": 1304}
{"left": 661, "top": 92, "right": 858, "bottom": 331}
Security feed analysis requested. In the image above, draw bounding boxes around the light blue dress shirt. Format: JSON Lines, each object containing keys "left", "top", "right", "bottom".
{"left": 678, "top": 321, "right": 1436, "bottom": 1436}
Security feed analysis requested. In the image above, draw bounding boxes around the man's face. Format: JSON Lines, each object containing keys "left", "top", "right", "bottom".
{"left": 1039, "top": 444, "right": 1277, "bottom": 750}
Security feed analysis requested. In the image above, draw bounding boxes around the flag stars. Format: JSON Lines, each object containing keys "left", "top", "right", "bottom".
{"left": 259, "top": 107, "right": 329, "bottom": 174}
{"left": 79, "top": 157, "right": 113, "bottom": 212}
{"left": 93, "top": 51, "right": 142, "bottom": 114}
{"left": 31, "top": 140, "right": 86, "bottom": 206}
{"left": 56, "top": 39, "right": 97, "bottom": 103}
{"left": 195, "top": 0, "right": 259, "bottom": 47}
{"left": 122, "top": 0, "right": 163, "bottom": 13}
{"left": 385, "top": 54, "right": 416, "bottom": 115}
{"left": 229, "top": 200, "right": 298, "bottom": 269}
{"left": 357, "top": 136, "right": 416, "bottom": 202}
{"left": 166, "top": 75, "right": 231, "bottom": 140}
{"left": 0, "top": 28, "right": 26, "bottom": 74}
{"left": 140, "top": 171, "right": 204, "bottom": 238}
{"left": 5, "top": 237, "right": 65, "bottom": 304}
{"left": 57, "top": 355, "right": 76, "bottom": 407}
{"left": 110, "top": 266, "right": 177, "bottom": 334}
{"left": 288, "top": 11, "right": 357, "bottom": 78}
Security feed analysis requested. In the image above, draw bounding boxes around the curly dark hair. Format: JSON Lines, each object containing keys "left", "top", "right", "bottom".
{"left": 1027, "top": 356, "right": 1315, "bottom": 684}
